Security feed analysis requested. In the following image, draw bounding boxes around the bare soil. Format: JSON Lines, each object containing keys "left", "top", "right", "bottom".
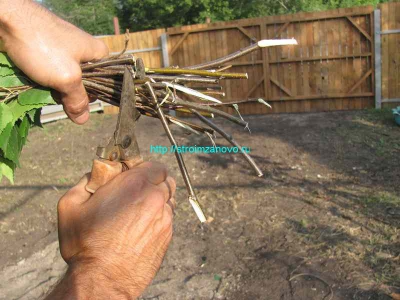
{"left": 0, "top": 109, "right": 399, "bottom": 300}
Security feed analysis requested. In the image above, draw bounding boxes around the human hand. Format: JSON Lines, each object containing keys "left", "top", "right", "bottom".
{"left": 53, "top": 162, "right": 175, "bottom": 299}
{"left": 0, "top": 0, "right": 109, "bottom": 124}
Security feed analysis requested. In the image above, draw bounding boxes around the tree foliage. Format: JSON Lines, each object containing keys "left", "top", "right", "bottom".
{"left": 0, "top": 53, "right": 55, "bottom": 183}
{"left": 40, "top": 0, "right": 390, "bottom": 34}
{"left": 116, "top": 0, "right": 390, "bottom": 32}
{"left": 41, "top": 0, "right": 116, "bottom": 35}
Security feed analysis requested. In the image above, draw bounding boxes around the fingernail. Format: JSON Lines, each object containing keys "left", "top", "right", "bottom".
{"left": 73, "top": 109, "right": 90, "bottom": 124}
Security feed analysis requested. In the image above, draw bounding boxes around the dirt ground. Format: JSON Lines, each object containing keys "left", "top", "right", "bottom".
{"left": 0, "top": 109, "right": 399, "bottom": 300}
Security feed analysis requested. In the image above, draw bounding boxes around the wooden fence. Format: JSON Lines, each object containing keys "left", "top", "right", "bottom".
{"left": 1, "top": 4, "right": 397, "bottom": 115}
{"left": 100, "top": 28, "right": 166, "bottom": 68}
{"left": 99, "top": 28, "right": 166, "bottom": 114}
{"left": 376, "top": 2, "right": 400, "bottom": 108}
{"left": 166, "top": 6, "right": 375, "bottom": 114}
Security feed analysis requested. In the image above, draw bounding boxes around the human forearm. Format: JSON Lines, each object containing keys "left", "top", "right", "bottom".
{"left": 0, "top": 0, "right": 109, "bottom": 124}
{"left": 46, "top": 164, "right": 174, "bottom": 299}
{"left": 0, "top": 0, "right": 44, "bottom": 35}
{"left": 45, "top": 261, "right": 141, "bottom": 300}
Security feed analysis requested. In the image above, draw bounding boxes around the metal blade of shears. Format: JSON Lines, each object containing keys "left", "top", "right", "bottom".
{"left": 114, "top": 68, "right": 140, "bottom": 161}
{"left": 96, "top": 67, "right": 140, "bottom": 162}
{"left": 86, "top": 67, "right": 142, "bottom": 194}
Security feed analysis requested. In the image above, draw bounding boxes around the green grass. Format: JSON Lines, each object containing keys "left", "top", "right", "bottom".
{"left": 58, "top": 177, "right": 68, "bottom": 184}
{"left": 360, "top": 108, "right": 394, "bottom": 124}
{"left": 362, "top": 192, "right": 400, "bottom": 207}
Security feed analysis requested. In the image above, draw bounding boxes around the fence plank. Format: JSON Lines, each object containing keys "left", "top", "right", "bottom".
{"left": 97, "top": 5, "right": 376, "bottom": 115}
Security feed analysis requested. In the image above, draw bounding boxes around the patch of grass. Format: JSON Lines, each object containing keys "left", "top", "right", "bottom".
{"left": 300, "top": 218, "right": 309, "bottom": 229}
{"left": 361, "top": 192, "right": 400, "bottom": 207}
{"left": 214, "top": 274, "right": 222, "bottom": 281}
{"left": 360, "top": 108, "right": 394, "bottom": 124}
{"left": 58, "top": 177, "right": 68, "bottom": 184}
{"left": 363, "top": 250, "right": 400, "bottom": 287}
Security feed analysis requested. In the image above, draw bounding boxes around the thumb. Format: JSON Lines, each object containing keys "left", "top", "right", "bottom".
{"left": 61, "top": 81, "right": 90, "bottom": 125}
{"left": 59, "top": 174, "right": 92, "bottom": 211}
{"left": 53, "top": 62, "right": 90, "bottom": 125}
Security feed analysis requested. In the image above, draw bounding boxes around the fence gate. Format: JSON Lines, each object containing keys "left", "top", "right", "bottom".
{"left": 165, "top": 6, "right": 375, "bottom": 114}
{"left": 375, "top": 2, "right": 400, "bottom": 109}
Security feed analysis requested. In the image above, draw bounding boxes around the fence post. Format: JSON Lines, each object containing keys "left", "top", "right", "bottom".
{"left": 374, "top": 9, "right": 382, "bottom": 109}
{"left": 113, "top": 17, "right": 120, "bottom": 35}
{"left": 161, "top": 33, "right": 170, "bottom": 68}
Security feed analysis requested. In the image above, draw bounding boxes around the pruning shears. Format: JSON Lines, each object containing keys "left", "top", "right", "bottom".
{"left": 85, "top": 61, "right": 145, "bottom": 193}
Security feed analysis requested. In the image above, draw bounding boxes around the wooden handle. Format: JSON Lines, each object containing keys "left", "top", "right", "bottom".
{"left": 85, "top": 157, "right": 143, "bottom": 193}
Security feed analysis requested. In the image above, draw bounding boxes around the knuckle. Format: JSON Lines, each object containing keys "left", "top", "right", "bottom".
{"left": 57, "top": 69, "right": 82, "bottom": 89}
{"left": 57, "top": 195, "right": 70, "bottom": 214}
{"left": 63, "top": 98, "right": 88, "bottom": 115}
{"left": 98, "top": 40, "right": 109, "bottom": 57}
{"left": 147, "top": 161, "right": 167, "bottom": 172}
{"left": 124, "top": 171, "right": 147, "bottom": 190}
{"left": 150, "top": 188, "right": 166, "bottom": 210}
{"left": 164, "top": 213, "right": 173, "bottom": 229}
{"left": 167, "top": 177, "right": 176, "bottom": 195}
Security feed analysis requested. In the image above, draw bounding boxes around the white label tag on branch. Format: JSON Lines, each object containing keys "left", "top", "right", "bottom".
{"left": 189, "top": 197, "right": 207, "bottom": 223}
{"left": 258, "top": 38, "right": 298, "bottom": 47}
{"left": 162, "top": 82, "right": 222, "bottom": 103}
{"left": 258, "top": 98, "right": 272, "bottom": 108}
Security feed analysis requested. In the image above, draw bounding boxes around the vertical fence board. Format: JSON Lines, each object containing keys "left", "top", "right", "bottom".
{"left": 379, "top": 2, "right": 400, "bottom": 108}
{"left": 98, "top": 5, "right": 377, "bottom": 115}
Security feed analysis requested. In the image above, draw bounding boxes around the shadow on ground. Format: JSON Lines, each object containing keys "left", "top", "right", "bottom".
{"left": 1, "top": 110, "right": 399, "bottom": 300}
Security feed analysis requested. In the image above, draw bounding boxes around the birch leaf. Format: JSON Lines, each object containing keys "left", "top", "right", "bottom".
{"left": 0, "top": 52, "right": 15, "bottom": 68}
{"left": 0, "top": 122, "right": 12, "bottom": 155}
{"left": 3, "top": 125, "right": 21, "bottom": 165}
{"left": 18, "top": 88, "right": 56, "bottom": 106}
{"left": 8, "top": 99, "right": 43, "bottom": 122}
{"left": 0, "top": 66, "right": 14, "bottom": 76}
{"left": 18, "top": 116, "right": 30, "bottom": 146}
{"left": 27, "top": 108, "right": 43, "bottom": 128}
{"left": 0, "top": 102, "right": 12, "bottom": 133}
{"left": 0, "top": 157, "right": 15, "bottom": 184}
{"left": 0, "top": 75, "right": 29, "bottom": 87}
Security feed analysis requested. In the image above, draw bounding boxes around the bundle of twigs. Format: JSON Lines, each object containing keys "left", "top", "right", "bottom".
{"left": 79, "top": 38, "right": 298, "bottom": 222}
{"left": 1, "top": 37, "right": 296, "bottom": 221}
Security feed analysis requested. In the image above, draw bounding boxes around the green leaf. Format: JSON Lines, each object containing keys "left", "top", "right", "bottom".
{"left": 214, "top": 274, "right": 222, "bottom": 281}
{"left": 18, "top": 116, "right": 30, "bottom": 146}
{"left": 0, "top": 156, "right": 15, "bottom": 184}
{"left": 0, "top": 122, "right": 12, "bottom": 154}
{"left": 18, "top": 88, "right": 56, "bottom": 106}
{"left": 7, "top": 99, "right": 43, "bottom": 122}
{"left": 0, "top": 122, "right": 21, "bottom": 165}
{"left": 0, "top": 66, "right": 15, "bottom": 77}
{"left": 27, "top": 108, "right": 43, "bottom": 128}
{"left": 0, "top": 52, "right": 15, "bottom": 68}
{"left": 0, "top": 75, "right": 29, "bottom": 87}
{"left": 0, "top": 102, "right": 13, "bottom": 133}
{"left": 3, "top": 125, "right": 21, "bottom": 165}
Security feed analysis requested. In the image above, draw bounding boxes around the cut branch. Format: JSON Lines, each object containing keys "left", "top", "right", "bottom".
{"left": 191, "top": 109, "right": 263, "bottom": 177}
{"left": 146, "top": 68, "right": 248, "bottom": 79}
{"left": 186, "top": 39, "right": 297, "bottom": 70}
{"left": 146, "top": 82, "right": 206, "bottom": 223}
{"left": 173, "top": 97, "right": 247, "bottom": 127}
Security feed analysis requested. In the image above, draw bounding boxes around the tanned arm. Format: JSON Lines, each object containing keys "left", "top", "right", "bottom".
{"left": 0, "top": 0, "right": 109, "bottom": 124}
{"left": 45, "top": 162, "right": 175, "bottom": 299}
{"left": 0, "top": 3, "right": 175, "bottom": 298}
